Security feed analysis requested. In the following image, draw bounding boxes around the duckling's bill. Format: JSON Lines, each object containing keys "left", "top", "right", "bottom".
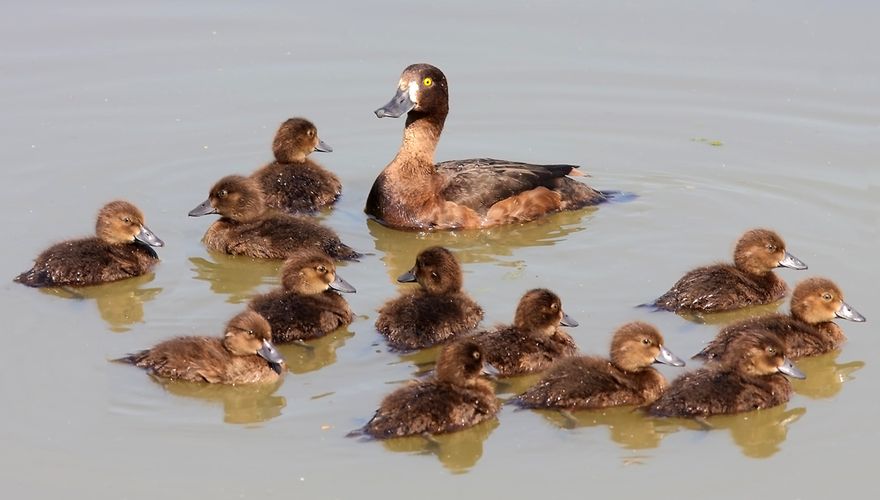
{"left": 135, "top": 225, "right": 164, "bottom": 247}
{"left": 188, "top": 199, "right": 217, "bottom": 217}
{"left": 777, "top": 251, "right": 807, "bottom": 270}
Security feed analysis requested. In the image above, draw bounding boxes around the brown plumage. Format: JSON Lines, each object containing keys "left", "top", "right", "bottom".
{"left": 365, "top": 63, "right": 605, "bottom": 230}
{"left": 251, "top": 117, "right": 341, "bottom": 214}
{"left": 475, "top": 289, "right": 579, "bottom": 377}
{"left": 116, "top": 310, "right": 285, "bottom": 384}
{"left": 248, "top": 249, "right": 356, "bottom": 343}
{"left": 15, "top": 200, "right": 163, "bottom": 287}
{"left": 516, "top": 322, "right": 685, "bottom": 410}
{"left": 652, "top": 229, "right": 807, "bottom": 313}
{"left": 694, "top": 277, "right": 866, "bottom": 361}
{"left": 648, "top": 330, "right": 805, "bottom": 418}
{"left": 188, "top": 175, "right": 360, "bottom": 260}
{"left": 376, "top": 247, "right": 484, "bottom": 350}
{"left": 361, "top": 339, "right": 499, "bottom": 438}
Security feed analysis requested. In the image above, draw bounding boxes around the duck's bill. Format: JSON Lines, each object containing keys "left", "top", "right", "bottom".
{"left": 375, "top": 87, "right": 415, "bottom": 118}
{"left": 836, "top": 301, "right": 866, "bottom": 322}
{"left": 258, "top": 339, "right": 285, "bottom": 374}
{"left": 188, "top": 199, "right": 218, "bottom": 217}
{"left": 330, "top": 274, "right": 357, "bottom": 293}
{"left": 654, "top": 345, "right": 686, "bottom": 367}
{"left": 396, "top": 269, "right": 417, "bottom": 283}
{"left": 135, "top": 225, "right": 164, "bottom": 247}
{"left": 778, "top": 357, "right": 806, "bottom": 379}
{"left": 777, "top": 251, "right": 808, "bottom": 270}
{"left": 314, "top": 139, "right": 333, "bottom": 153}
{"left": 560, "top": 312, "right": 579, "bottom": 327}
{"left": 481, "top": 362, "right": 501, "bottom": 378}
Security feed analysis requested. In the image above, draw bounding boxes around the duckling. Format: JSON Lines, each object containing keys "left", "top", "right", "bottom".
{"left": 116, "top": 310, "right": 285, "bottom": 384}
{"left": 651, "top": 228, "right": 807, "bottom": 313}
{"left": 648, "top": 330, "right": 805, "bottom": 418}
{"left": 515, "top": 322, "right": 685, "bottom": 410}
{"left": 366, "top": 63, "right": 605, "bottom": 230}
{"left": 376, "top": 247, "right": 483, "bottom": 351}
{"left": 248, "top": 249, "right": 356, "bottom": 343}
{"left": 475, "top": 289, "right": 579, "bottom": 377}
{"left": 15, "top": 200, "right": 163, "bottom": 287}
{"left": 188, "top": 175, "right": 360, "bottom": 261}
{"left": 360, "top": 339, "right": 499, "bottom": 438}
{"left": 251, "top": 117, "right": 341, "bottom": 214}
{"left": 694, "top": 277, "right": 865, "bottom": 361}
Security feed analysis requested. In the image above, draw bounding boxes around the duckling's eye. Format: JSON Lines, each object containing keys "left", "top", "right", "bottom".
{"left": 431, "top": 271, "right": 439, "bottom": 280}
{"left": 642, "top": 338, "right": 651, "bottom": 345}
{"left": 822, "top": 293, "right": 832, "bottom": 301}
{"left": 122, "top": 217, "right": 131, "bottom": 224}
{"left": 316, "top": 265, "right": 327, "bottom": 273}
{"left": 307, "top": 129, "right": 314, "bottom": 137}
{"left": 766, "top": 244, "right": 777, "bottom": 252}
{"left": 767, "top": 347, "right": 776, "bottom": 355}
{"left": 218, "top": 189, "right": 228, "bottom": 198}
{"left": 423, "top": 77, "right": 433, "bottom": 87}
{"left": 472, "top": 351, "right": 480, "bottom": 359}
{"left": 550, "top": 303, "right": 558, "bottom": 311}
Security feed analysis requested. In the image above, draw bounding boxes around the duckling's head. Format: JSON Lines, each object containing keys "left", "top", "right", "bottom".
{"left": 272, "top": 117, "right": 332, "bottom": 164}
{"left": 724, "top": 330, "right": 805, "bottom": 379}
{"left": 96, "top": 200, "right": 164, "bottom": 247}
{"left": 188, "top": 175, "right": 266, "bottom": 223}
{"left": 223, "top": 310, "right": 285, "bottom": 374}
{"left": 610, "top": 321, "right": 685, "bottom": 372}
{"left": 375, "top": 63, "right": 449, "bottom": 119}
{"left": 513, "top": 289, "right": 578, "bottom": 335}
{"left": 733, "top": 228, "right": 807, "bottom": 276}
{"left": 397, "top": 246, "right": 462, "bottom": 294}
{"left": 435, "top": 338, "right": 486, "bottom": 385}
{"left": 790, "top": 277, "right": 865, "bottom": 324}
{"left": 280, "top": 249, "right": 356, "bottom": 295}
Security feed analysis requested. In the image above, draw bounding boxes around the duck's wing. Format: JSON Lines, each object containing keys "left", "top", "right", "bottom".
{"left": 436, "top": 158, "right": 581, "bottom": 211}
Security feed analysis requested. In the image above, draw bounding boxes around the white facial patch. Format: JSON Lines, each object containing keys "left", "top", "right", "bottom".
{"left": 407, "top": 80, "right": 420, "bottom": 103}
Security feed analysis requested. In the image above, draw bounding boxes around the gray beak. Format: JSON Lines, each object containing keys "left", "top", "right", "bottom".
{"left": 836, "top": 301, "right": 866, "bottom": 322}
{"left": 481, "top": 362, "right": 501, "bottom": 378}
{"left": 329, "top": 274, "right": 357, "bottom": 293}
{"left": 777, "top": 251, "right": 808, "bottom": 270}
{"left": 560, "top": 312, "right": 579, "bottom": 327}
{"left": 257, "top": 339, "right": 285, "bottom": 375}
{"left": 188, "top": 199, "right": 217, "bottom": 217}
{"left": 375, "top": 86, "right": 415, "bottom": 118}
{"left": 397, "top": 269, "right": 417, "bottom": 283}
{"left": 135, "top": 225, "right": 164, "bottom": 247}
{"left": 778, "top": 356, "right": 806, "bottom": 379}
{"left": 314, "top": 139, "right": 333, "bottom": 153}
{"left": 654, "top": 345, "right": 685, "bottom": 367}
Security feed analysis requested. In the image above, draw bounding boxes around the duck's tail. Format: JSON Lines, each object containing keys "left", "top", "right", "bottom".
{"left": 13, "top": 268, "right": 51, "bottom": 288}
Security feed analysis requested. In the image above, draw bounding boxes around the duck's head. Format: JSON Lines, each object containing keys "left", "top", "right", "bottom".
{"left": 280, "top": 249, "right": 356, "bottom": 295}
{"left": 397, "top": 246, "right": 462, "bottom": 294}
{"left": 272, "top": 117, "right": 332, "bottom": 163}
{"left": 790, "top": 277, "right": 865, "bottom": 324}
{"left": 96, "top": 200, "right": 164, "bottom": 247}
{"left": 375, "top": 63, "right": 449, "bottom": 119}
{"left": 223, "top": 310, "right": 285, "bottom": 374}
{"left": 435, "top": 338, "right": 489, "bottom": 386}
{"left": 610, "top": 321, "right": 685, "bottom": 372}
{"left": 188, "top": 175, "right": 266, "bottom": 223}
{"left": 724, "top": 330, "right": 805, "bottom": 379}
{"left": 733, "top": 228, "right": 807, "bottom": 276}
{"left": 513, "top": 289, "right": 578, "bottom": 335}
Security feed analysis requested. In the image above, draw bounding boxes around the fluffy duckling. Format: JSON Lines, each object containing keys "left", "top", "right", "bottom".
{"left": 360, "top": 339, "right": 499, "bottom": 438}
{"left": 188, "top": 175, "right": 360, "bottom": 260}
{"left": 366, "top": 63, "right": 605, "bottom": 230}
{"left": 251, "top": 117, "right": 341, "bottom": 214}
{"left": 516, "top": 322, "right": 685, "bottom": 410}
{"left": 475, "top": 289, "right": 579, "bottom": 377}
{"left": 652, "top": 228, "right": 807, "bottom": 313}
{"left": 376, "top": 247, "right": 484, "bottom": 351}
{"left": 694, "top": 277, "right": 865, "bottom": 361}
{"left": 248, "top": 249, "right": 356, "bottom": 343}
{"left": 116, "top": 310, "right": 285, "bottom": 384}
{"left": 648, "top": 330, "right": 805, "bottom": 418}
{"left": 15, "top": 200, "right": 163, "bottom": 287}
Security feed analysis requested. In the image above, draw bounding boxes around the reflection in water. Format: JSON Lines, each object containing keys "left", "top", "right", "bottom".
{"left": 677, "top": 301, "right": 784, "bottom": 326}
{"left": 392, "top": 346, "right": 443, "bottom": 378}
{"left": 151, "top": 375, "right": 286, "bottom": 425}
{"left": 790, "top": 350, "right": 864, "bottom": 400}
{"left": 189, "top": 253, "right": 281, "bottom": 303}
{"left": 380, "top": 418, "right": 499, "bottom": 474}
{"left": 366, "top": 208, "right": 595, "bottom": 282}
{"left": 537, "top": 406, "right": 664, "bottom": 451}
{"left": 39, "top": 274, "right": 162, "bottom": 332}
{"left": 493, "top": 373, "right": 542, "bottom": 396}
{"left": 277, "top": 328, "right": 355, "bottom": 374}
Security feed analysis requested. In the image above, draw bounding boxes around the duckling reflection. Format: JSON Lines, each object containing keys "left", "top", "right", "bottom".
{"left": 188, "top": 254, "right": 280, "bottom": 304}
{"left": 379, "top": 418, "right": 499, "bottom": 474}
{"left": 789, "top": 351, "right": 864, "bottom": 400}
{"left": 535, "top": 407, "right": 665, "bottom": 450}
{"left": 276, "top": 327, "right": 354, "bottom": 374}
{"left": 676, "top": 301, "right": 784, "bottom": 326}
{"left": 39, "top": 273, "right": 161, "bottom": 332}
{"left": 151, "top": 376, "right": 286, "bottom": 425}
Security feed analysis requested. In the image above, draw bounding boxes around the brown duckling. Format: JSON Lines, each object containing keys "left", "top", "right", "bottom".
{"left": 516, "top": 322, "right": 685, "bottom": 410}
{"left": 360, "top": 339, "right": 499, "bottom": 438}
{"left": 15, "top": 200, "right": 163, "bottom": 287}
{"left": 248, "top": 249, "right": 356, "bottom": 343}
{"left": 116, "top": 310, "right": 285, "bottom": 384}
{"left": 694, "top": 277, "right": 865, "bottom": 361}
{"left": 475, "top": 289, "right": 579, "bottom": 377}
{"left": 648, "top": 330, "right": 805, "bottom": 418}
{"left": 366, "top": 63, "right": 605, "bottom": 230}
{"left": 651, "top": 228, "right": 807, "bottom": 313}
{"left": 376, "top": 247, "right": 484, "bottom": 351}
{"left": 251, "top": 117, "right": 341, "bottom": 214}
{"left": 188, "top": 175, "right": 360, "bottom": 261}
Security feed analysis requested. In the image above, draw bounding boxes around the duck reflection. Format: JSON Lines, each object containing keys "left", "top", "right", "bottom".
{"left": 150, "top": 375, "right": 286, "bottom": 425}
{"left": 276, "top": 327, "right": 355, "bottom": 374}
{"left": 535, "top": 407, "right": 665, "bottom": 450}
{"left": 189, "top": 253, "right": 281, "bottom": 303}
{"left": 40, "top": 273, "right": 162, "bottom": 332}
{"left": 677, "top": 301, "right": 784, "bottom": 326}
{"left": 380, "top": 418, "right": 499, "bottom": 474}
{"left": 790, "top": 351, "right": 864, "bottom": 399}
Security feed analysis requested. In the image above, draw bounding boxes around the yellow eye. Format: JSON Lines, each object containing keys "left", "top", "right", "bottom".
{"left": 423, "top": 77, "right": 433, "bottom": 87}
{"left": 822, "top": 293, "right": 832, "bottom": 301}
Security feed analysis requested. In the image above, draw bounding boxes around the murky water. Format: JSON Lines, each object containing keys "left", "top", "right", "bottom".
{"left": 2, "top": 1, "right": 877, "bottom": 498}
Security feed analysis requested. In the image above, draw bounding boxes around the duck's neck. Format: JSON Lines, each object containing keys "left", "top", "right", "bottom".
{"left": 395, "top": 109, "right": 447, "bottom": 170}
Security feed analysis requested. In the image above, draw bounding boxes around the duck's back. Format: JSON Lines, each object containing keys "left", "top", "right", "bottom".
{"left": 695, "top": 314, "right": 834, "bottom": 361}
{"left": 376, "top": 291, "right": 483, "bottom": 350}
{"left": 654, "top": 264, "right": 787, "bottom": 313}
{"left": 250, "top": 289, "right": 353, "bottom": 342}
{"left": 16, "top": 238, "right": 158, "bottom": 287}
{"left": 478, "top": 326, "right": 577, "bottom": 376}
{"left": 253, "top": 161, "right": 341, "bottom": 214}
{"left": 648, "top": 368, "right": 792, "bottom": 417}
